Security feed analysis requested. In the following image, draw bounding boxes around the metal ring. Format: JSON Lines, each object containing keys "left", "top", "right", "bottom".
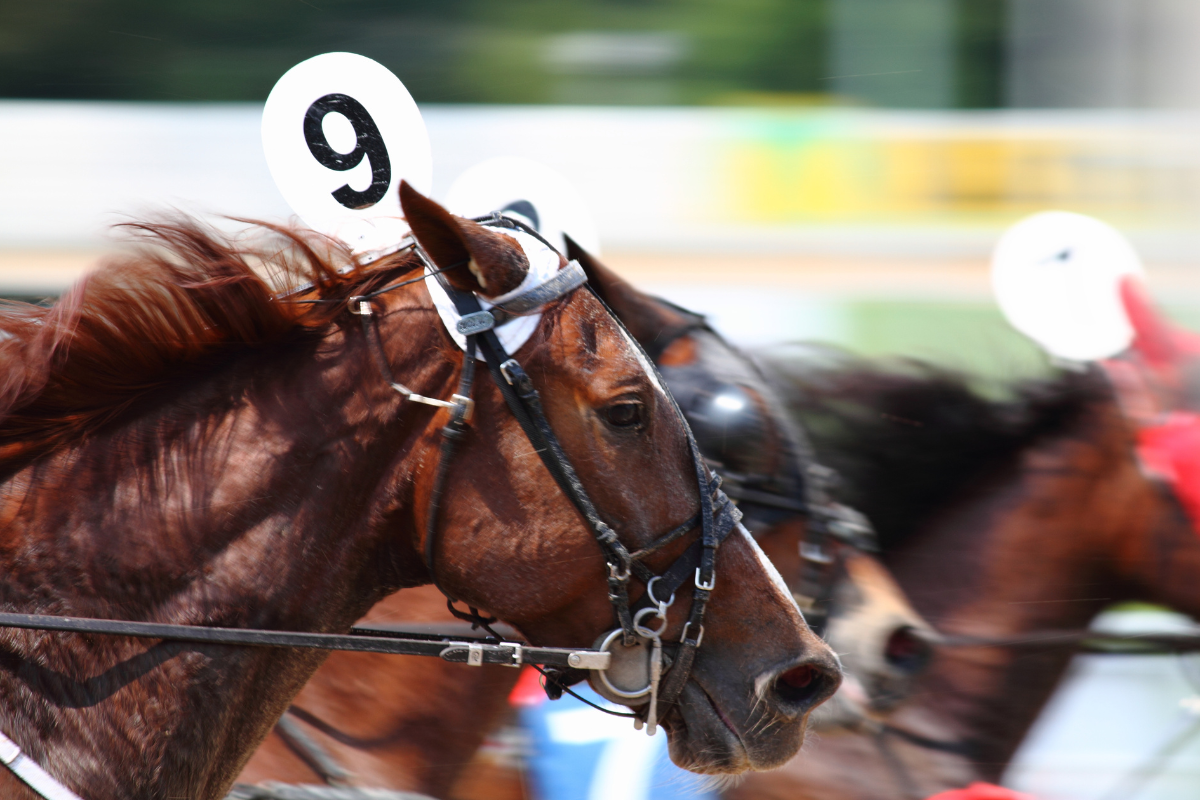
{"left": 499, "top": 359, "right": 520, "bottom": 386}
{"left": 645, "top": 576, "right": 676, "bottom": 611}
{"left": 608, "top": 561, "right": 632, "bottom": 584}
{"left": 633, "top": 606, "right": 669, "bottom": 639}
{"left": 594, "top": 628, "right": 652, "bottom": 699}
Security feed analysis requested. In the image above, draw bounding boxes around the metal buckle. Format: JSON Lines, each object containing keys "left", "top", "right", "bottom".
{"left": 694, "top": 567, "right": 716, "bottom": 592}
{"left": 608, "top": 561, "right": 632, "bottom": 584}
{"left": 680, "top": 621, "right": 705, "bottom": 647}
{"left": 500, "top": 359, "right": 520, "bottom": 386}
{"left": 456, "top": 311, "right": 495, "bottom": 336}
{"left": 348, "top": 296, "right": 372, "bottom": 316}
{"left": 501, "top": 641, "right": 523, "bottom": 668}
{"left": 800, "top": 542, "right": 834, "bottom": 565}
{"left": 451, "top": 394, "right": 475, "bottom": 422}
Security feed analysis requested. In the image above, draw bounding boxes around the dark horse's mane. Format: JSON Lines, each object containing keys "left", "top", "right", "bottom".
{"left": 766, "top": 350, "right": 1109, "bottom": 551}
{"left": 0, "top": 219, "right": 419, "bottom": 466}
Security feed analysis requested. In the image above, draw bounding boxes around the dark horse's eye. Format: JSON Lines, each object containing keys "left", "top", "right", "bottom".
{"left": 604, "top": 402, "right": 644, "bottom": 429}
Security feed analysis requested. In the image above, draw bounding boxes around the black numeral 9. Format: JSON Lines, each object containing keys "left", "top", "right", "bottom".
{"left": 303, "top": 93, "right": 392, "bottom": 210}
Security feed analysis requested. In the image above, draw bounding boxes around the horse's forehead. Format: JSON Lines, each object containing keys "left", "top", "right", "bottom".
{"left": 536, "top": 295, "right": 667, "bottom": 398}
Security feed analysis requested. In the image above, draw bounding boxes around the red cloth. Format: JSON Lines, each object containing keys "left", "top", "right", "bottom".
{"left": 508, "top": 664, "right": 548, "bottom": 707}
{"left": 1138, "top": 413, "right": 1200, "bottom": 531}
{"left": 1111, "top": 278, "right": 1200, "bottom": 532}
{"left": 1121, "top": 277, "right": 1200, "bottom": 375}
{"left": 925, "top": 783, "right": 1035, "bottom": 800}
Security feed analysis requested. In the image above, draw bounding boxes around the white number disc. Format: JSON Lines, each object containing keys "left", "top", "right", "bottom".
{"left": 991, "top": 211, "right": 1144, "bottom": 362}
{"left": 445, "top": 157, "right": 601, "bottom": 256}
{"left": 261, "top": 52, "right": 432, "bottom": 256}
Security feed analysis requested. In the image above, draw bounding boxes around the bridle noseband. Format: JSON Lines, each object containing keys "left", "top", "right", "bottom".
{"left": 356, "top": 214, "right": 741, "bottom": 723}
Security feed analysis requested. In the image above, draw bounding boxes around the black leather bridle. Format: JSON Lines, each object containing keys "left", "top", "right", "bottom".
{"left": 364, "top": 215, "right": 741, "bottom": 714}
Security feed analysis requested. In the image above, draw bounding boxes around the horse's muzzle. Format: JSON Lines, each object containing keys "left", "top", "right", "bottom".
{"left": 666, "top": 650, "right": 842, "bottom": 774}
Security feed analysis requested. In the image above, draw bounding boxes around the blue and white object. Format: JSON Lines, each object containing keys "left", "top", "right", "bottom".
{"left": 991, "top": 211, "right": 1144, "bottom": 362}
{"left": 519, "top": 684, "right": 719, "bottom": 800}
{"left": 445, "top": 157, "right": 602, "bottom": 257}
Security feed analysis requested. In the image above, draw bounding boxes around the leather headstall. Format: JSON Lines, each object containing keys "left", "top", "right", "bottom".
{"left": 356, "top": 214, "right": 741, "bottom": 722}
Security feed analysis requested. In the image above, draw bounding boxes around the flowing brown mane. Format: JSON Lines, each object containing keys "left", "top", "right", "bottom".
{"left": 0, "top": 218, "right": 418, "bottom": 466}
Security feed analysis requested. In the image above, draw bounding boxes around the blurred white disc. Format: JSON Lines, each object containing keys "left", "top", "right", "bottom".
{"left": 445, "top": 157, "right": 601, "bottom": 256}
{"left": 262, "top": 52, "right": 432, "bottom": 256}
{"left": 991, "top": 211, "right": 1144, "bottom": 361}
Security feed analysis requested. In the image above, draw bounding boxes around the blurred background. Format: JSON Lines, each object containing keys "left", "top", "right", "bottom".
{"left": 5, "top": 1, "right": 1200, "bottom": 797}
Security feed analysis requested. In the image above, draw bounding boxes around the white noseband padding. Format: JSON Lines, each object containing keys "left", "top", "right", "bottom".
{"left": 424, "top": 227, "right": 564, "bottom": 359}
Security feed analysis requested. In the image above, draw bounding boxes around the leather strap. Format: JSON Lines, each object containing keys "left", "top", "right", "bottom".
{"left": 489, "top": 260, "right": 587, "bottom": 325}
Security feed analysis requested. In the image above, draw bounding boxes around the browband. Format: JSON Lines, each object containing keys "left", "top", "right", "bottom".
{"left": 455, "top": 259, "right": 587, "bottom": 335}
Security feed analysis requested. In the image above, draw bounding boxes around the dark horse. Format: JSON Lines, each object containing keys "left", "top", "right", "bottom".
{"left": 236, "top": 239, "right": 928, "bottom": 797}
{"left": 729, "top": 350, "right": 1200, "bottom": 799}
{"left": 0, "top": 185, "right": 838, "bottom": 800}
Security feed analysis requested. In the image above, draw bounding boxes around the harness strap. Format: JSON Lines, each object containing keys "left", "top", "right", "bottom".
{"left": 350, "top": 223, "right": 737, "bottom": 722}
{"left": 424, "top": 235, "right": 741, "bottom": 720}
{"left": 0, "top": 727, "right": 84, "bottom": 800}
{"left": 423, "top": 334, "right": 495, "bottom": 628}
{"left": 435, "top": 275, "right": 648, "bottom": 644}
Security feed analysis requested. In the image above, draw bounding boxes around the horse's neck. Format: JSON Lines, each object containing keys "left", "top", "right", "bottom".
{"left": 0, "top": 324, "right": 443, "bottom": 799}
{"left": 887, "top": 404, "right": 1139, "bottom": 779}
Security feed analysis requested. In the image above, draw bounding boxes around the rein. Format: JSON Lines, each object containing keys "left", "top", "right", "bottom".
{"left": 938, "top": 629, "right": 1200, "bottom": 655}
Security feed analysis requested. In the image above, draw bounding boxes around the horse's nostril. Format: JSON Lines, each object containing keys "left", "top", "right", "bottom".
{"left": 885, "top": 625, "right": 933, "bottom": 675}
{"left": 772, "top": 662, "right": 839, "bottom": 711}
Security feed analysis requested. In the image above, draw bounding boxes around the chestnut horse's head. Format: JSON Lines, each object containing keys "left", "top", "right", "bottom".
{"left": 390, "top": 186, "right": 838, "bottom": 772}
{"left": 561, "top": 235, "right": 929, "bottom": 735}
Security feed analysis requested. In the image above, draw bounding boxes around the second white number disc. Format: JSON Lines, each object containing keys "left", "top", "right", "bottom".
{"left": 991, "top": 211, "right": 1144, "bottom": 362}
{"left": 445, "top": 157, "right": 601, "bottom": 256}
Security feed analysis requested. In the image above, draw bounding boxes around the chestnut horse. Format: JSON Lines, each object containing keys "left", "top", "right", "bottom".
{"left": 236, "top": 240, "right": 928, "bottom": 798}
{"left": 0, "top": 185, "right": 839, "bottom": 800}
{"left": 730, "top": 354, "right": 1200, "bottom": 799}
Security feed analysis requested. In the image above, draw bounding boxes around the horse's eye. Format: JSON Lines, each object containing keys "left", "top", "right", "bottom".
{"left": 604, "top": 402, "right": 644, "bottom": 429}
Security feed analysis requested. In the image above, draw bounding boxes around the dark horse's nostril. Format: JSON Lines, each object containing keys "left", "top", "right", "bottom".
{"left": 771, "top": 660, "right": 841, "bottom": 712}
{"left": 885, "top": 625, "right": 934, "bottom": 676}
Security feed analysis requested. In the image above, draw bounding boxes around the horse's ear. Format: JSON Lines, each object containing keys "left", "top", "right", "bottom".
{"left": 399, "top": 181, "right": 529, "bottom": 298}
{"left": 564, "top": 233, "right": 693, "bottom": 349}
